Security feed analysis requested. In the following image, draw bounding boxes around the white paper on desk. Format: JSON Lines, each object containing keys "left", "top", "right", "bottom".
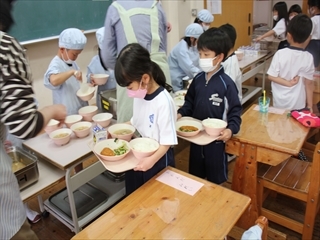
{"left": 253, "top": 105, "right": 286, "bottom": 114}
{"left": 156, "top": 170, "right": 204, "bottom": 196}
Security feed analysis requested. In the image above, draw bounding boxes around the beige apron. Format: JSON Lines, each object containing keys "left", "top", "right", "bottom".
{"left": 113, "top": 1, "right": 171, "bottom": 123}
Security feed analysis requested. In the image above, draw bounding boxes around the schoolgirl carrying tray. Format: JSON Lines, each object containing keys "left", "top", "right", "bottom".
{"left": 176, "top": 117, "right": 219, "bottom": 145}
{"left": 87, "top": 140, "right": 139, "bottom": 173}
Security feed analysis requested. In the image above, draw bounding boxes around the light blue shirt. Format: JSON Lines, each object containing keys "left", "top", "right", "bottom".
{"left": 86, "top": 55, "right": 117, "bottom": 109}
{"left": 44, "top": 56, "right": 88, "bottom": 115}
{"left": 101, "top": 0, "right": 168, "bottom": 70}
{"left": 168, "top": 40, "right": 200, "bottom": 92}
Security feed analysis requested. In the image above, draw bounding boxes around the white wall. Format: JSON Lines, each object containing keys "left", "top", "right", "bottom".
{"left": 22, "top": 1, "right": 204, "bottom": 110}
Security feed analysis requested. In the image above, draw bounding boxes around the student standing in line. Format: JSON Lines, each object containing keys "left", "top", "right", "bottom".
{"left": 194, "top": 9, "right": 214, "bottom": 31}
{"left": 168, "top": 23, "right": 203, "bottom": 92}
{"left": 0, "top": 0, "right": 67, "bottom": 239}
{"left": 219, "top": 23, "right": 242, "bottom": 102}
{"left": 101, "top": 0, "right": 171, "bottom": 123}
{"left": 87, "top": 27, "right": 116, "bottom": 110}
{"left": 267, "top": 14, "right": 314, "bottom": 111}
{"left": 288, "top": 4, "right": 302, "bottom": 20}
{"left": 177, "top": 28, "right": 242, "bottom": 184}
{"left": 306, "top": 0, "right": 320, "bottom": 69}
{"left": 114, "top": 43, "right": 177, "bottom": 195}
{"left": 44, "top": 28, "right": 88, "bottom": 115}
{"left": 255, "top": 2, "right": 289, "bottom": 50}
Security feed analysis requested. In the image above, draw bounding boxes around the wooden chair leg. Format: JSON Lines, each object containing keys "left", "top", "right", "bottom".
{"left": 256, "top": 216, "right": 268, "bottom": 240}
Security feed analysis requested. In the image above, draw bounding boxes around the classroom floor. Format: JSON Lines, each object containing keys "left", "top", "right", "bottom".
{"left": 25, "top": 76, "right": 320, "bottom": 240}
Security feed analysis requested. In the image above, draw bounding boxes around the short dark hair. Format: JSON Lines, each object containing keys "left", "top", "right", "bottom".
{"left": 197, "top": 28, "right": 232, "bottom": 61}
{"left": 219, "top": 23, "right": 237, "bottom": 48}
{"left": 288, "top": 4, "right": 302, "bottom": 14}
{"left": 114, "top": 43, "right": 166, "bottom": 88}
{"left": 287, "top": 14, "right": 312, "bottom": 43}
{"left": 308, "top": 0, "right": 320, "bottom": 8}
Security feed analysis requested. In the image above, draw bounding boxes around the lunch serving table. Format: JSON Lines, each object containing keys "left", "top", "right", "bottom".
{"left": 225, "top": 104, "right": 310, "bottom": 229}
{"left": 23, "top": 132, "right": 126, "bottom": 233}
{"left": 239, "top": 51, "right": 274, "bottom": 105}
{"left": 71, "top": 166, "right": 251, "bottom": 240}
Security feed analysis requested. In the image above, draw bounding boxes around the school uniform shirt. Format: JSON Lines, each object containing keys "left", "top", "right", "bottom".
{"left": 273, "top": 18, "right": 286, "bottom": 41}
{"left": 44, "top": 56, "right": 88, "bottom": 115}
{"left": 0, "top": 31, "right": 44, "bottom": 239}
{"left": 222, "top": 53, "right": 242, "bottom": 101}
{"left": 131, "top": 86, "right": 177, "bottom": 146}
{"left": 178, "top": 67, "right": 242, "bottom": 135}
{"left": 86, "top": 55, "right": 116, "bottom": 108}
{"left": 311, "top": 14, "right": 320, "bottom": 39}
{"left": 168, "top": 40, "right": 201, "bottom": 92}
{"left": 267, "top": 46, "right": 314, "bottom": 110}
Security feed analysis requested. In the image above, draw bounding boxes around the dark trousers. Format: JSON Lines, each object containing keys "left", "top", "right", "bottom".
{"left": 306, "top": 39, "right": 320, "bottom": 68}
{"left": 189, "top": 141, "right": 228, "bottom": 184}
{"left": 125, "top": 147, "right": 175, "bottom": 195}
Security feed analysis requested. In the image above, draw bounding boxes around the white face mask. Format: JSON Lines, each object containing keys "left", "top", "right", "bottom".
{"left": 199, "top": 56, "right": 218, "bottom": 73}
{"left": 62, "top": 49, "right": 73, "bottom": 64}
{"left": 273, "top": 15, "right": 278, "bottom": 21}
{"left": 289, "top": 15, "right": 294, "bottom": 20}
{"left": 202, "top": 25, "right": 209, "bottom": 31}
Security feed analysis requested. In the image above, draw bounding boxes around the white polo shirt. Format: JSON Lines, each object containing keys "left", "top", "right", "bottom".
{"left": 131, "top": 87, "right": 177, "bottom": 146}
{"left": 273, "top": 18, "right": 286, "bottom": 41}
{"left": 311, "top": 15, "right": 320, "bottom": 39}
{"left": 267, "top": 47, "right": 314, "bottom": 110}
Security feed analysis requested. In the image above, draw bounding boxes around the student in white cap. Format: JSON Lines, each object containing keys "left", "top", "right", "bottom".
{"left": 168, "top": 23, "right": 204, "bottom": 92}
{"left": 87, "top": 27, "right": 116, "bottom": 109}
{"left": 194, "top": 9, "right": 214, "bottom": 31}
{"left": 44, "top": 28, "right": 88, "bottom": 115}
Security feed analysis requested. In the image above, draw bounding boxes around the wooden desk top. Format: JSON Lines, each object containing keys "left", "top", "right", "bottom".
{"left": 238, "top": 51, "right": 273, "bottom": 70}
{"left": 234, "top": 104, "right": 309, "bottom": 156}
{"left": 72, "top": 167, "right": 251, "bottom": 240}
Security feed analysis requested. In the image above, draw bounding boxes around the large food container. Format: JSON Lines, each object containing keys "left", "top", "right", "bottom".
{"left": 100, "top": 88, "right": 117, "bottom": 120}
{"left": 7, "top": 146, "right": 39, "bottom": 190}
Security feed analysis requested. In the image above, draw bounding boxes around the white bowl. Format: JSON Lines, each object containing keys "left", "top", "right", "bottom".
{"left": 235, "top": 50, "right": 244, "bottom": 61}
{"left": 76, "top": 86, "right": 95, "bottom": 101}
{"left": 65, "top": 115, "right": 83, "bottom": 128}
{"left": 70, "top": 121, "right": 92, "bottom": 138}
{"left": 78, "top": 106, "right": 99, "bottom": 121}
{"left": 92, "top": 74, "right": 109, "bottom": 85}
{"left": 174, "top": 96, "right": 185, "bottom": 107}
{"left": 93, "top": 139, "right": 130, "bottom": 161}
{"left": 176, "top": 119, "right": 202, "bottom": 137}
{"left": 45, "top": 119, "right": 61, "bottom": 134}
{"left": 175, "top": 90, "right": 187, "bottom": 97}
{"left": 202, "top": 118, "right": 227, "bottom": 137}
{"left": 92, "top": 113, "right": 113, "bottom": 128}
{"left": 129, "top": 138, "right": 159, "bottom": 159}
{"left": 107, "top": 124, "right": 136, "bottom": 142}
{"left": 49, "top": 128, "right": 72, "bottom": 146}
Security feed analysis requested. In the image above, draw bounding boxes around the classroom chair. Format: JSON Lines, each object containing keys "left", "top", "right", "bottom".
{"left": 257, "top": 142, "right": 320, "bottom": 239}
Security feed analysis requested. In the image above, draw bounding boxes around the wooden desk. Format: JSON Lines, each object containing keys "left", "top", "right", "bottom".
{"left": 226, "top": 104, "right": 310, "bottom": 229}
{"left": 72, "top": 167, "right": 251, "bottom": 240}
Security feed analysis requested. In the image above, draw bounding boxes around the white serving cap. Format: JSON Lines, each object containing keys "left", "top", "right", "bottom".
{"left": 59, "top": 28, "right": 87, "bottom": 50}
{"left": 185, "top": 23, "right": 204, "bottom": 38}
{"left": 96, "top": 27, "right": 104, "bottom": 50}
{"left": 197, "top": 9, "right": 214, "bottom": 23}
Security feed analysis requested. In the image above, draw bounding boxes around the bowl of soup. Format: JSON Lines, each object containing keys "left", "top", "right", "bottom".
{"left": 174, "top": 96, "right": 185, "bottom": 108}
{"left": 92, "top": 74, "right": 109, "bottom": 85}
{"left": 202, "top": 118, "right": 227, "bottom": 137}
{"left": 93, "top": 139, "right": 130, "bottom": 161}
{"left": 49, "top": 128, "right": 72, "bottom": 146}
{"left": 70, "top": 121, "right": 92, "bottom": 138}
{"left": 176, "top": 119, "right": 202, "bottom": 137}
{"left": 65, "top": 114, "right": 83, "bottom": 128}
{"left": 92, "top": 113, "right": 113, "bottom": 128}
{"left": 107, "top": 124, "right": 135, "bottom": 141}
{"left": 76, "top": 85, "right": 95, "bottom": 101}
{"left": 174, "top": 90, "right": 187, "bottom": 97}
{"left": 45, "top": 119, "right": 61, "bottom": 135}
{"left": 78, "top": 106, "right": 98, "bottom": 122}
{"left": 129, "top": 138, "right": 159, "bottom": 159}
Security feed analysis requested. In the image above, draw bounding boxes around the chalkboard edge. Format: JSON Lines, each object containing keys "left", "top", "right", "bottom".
{"left": 20, "top": 29, "right": 98, "bottom": 46}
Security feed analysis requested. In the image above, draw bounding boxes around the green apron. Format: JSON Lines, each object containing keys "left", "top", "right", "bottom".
{"left": 113, "top": 1, "right": 171, "bottom": 123}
